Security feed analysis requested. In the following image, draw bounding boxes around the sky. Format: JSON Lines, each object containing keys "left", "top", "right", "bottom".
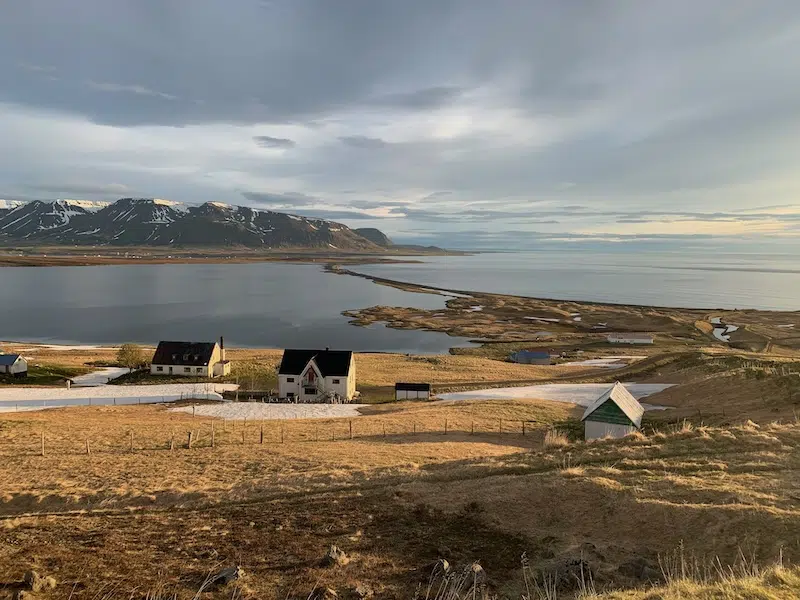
{"left": 2, "top": 1, "right": 800, "bottom": 249}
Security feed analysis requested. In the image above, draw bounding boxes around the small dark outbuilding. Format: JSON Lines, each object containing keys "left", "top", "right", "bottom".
{"left": 395, "top": 382, "right": 432, "bottom": 400}
{"left": 509, "top": 350, "right": 551, "bottom": 365}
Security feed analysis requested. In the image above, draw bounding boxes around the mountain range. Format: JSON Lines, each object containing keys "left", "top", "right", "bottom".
{"left": 0, "top": 198, "right": 391, "bottom": 250}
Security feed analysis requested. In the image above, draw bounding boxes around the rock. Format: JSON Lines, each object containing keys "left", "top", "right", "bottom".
{"left": 14, "top": 591, "right": 36, "bottom": 600}
{"left": 309, "top": 587, "right": 338, "bottom": 600}
{"left": 354, "top": 582, "right": 374, "bottom": 599}
{"left": 470, "top": 563, "right": 487, "bottom": 586}
{"left": 556, "top": 558, "right": 593, "bottom": 591}
{"left": 22, "top": 571, "right": 55, "bottom": 593}
{"left": 618, "top": 557, "right": 661, "bottom": 582}
{"left": 208, "top": 565, "right": 244, "bottom": 587}
{"left": 322, "top": 545, "right": 350, "bottom": 567}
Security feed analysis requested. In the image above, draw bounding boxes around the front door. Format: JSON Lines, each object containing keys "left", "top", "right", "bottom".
{"left": 169, "top": 366, "right": 173, "bottom": 374}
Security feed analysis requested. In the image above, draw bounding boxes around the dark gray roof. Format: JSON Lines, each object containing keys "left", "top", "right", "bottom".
{"left": 151, "top": 341, "right": 217, "bottom": 366}
{"left": 395, "top": 382, "right": 431, "bottom": 391}
{"left": 279, "top": 349, "right": 352, "bottom": 377}
{"left": 0, "top": 354, "right": 22, "bottom": 366}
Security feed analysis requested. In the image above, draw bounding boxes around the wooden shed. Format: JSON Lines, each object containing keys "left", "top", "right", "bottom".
{"left": 395, "top": 382, "right": 432, "bottom": 400}
{"left": 581, "top": 382, "right": 644, "bottom": 440}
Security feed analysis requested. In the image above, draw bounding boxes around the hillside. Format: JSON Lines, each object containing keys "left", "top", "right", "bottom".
{"left": 0, "top": 198, "right": 386, "bottom": 250}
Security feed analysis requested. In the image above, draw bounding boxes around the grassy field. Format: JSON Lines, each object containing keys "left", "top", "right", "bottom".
{"left": 0, "top": 399, "right": 798, "bottom": 599}
{"left": 3, "top": 342, "right": 800, "bottom": 598}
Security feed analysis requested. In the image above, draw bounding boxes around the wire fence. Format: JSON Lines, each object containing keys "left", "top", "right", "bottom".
{"left": 0, "top": 416, "right": 543, "bottom": 457}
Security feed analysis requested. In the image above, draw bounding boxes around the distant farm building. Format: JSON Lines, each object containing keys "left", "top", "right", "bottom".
{"left": 606, "top": 333, "right": 654, "bottom": 345}
{"left": 0, "top": 354, "right": 27, "bottom": 377}
{"left": 509, "top": 350, "right": 551, "bottom": 365}
{"left": 395, "top": 382, "right": 432, "bottom": 400}
{"left": 150, "top": 337, "right": 231, "bottom": 378}
{"left": 278, "top": 349, "right": 356, "bottom": 403}
{"left": 581, "top": 382, "right": 645, "bottom": 440}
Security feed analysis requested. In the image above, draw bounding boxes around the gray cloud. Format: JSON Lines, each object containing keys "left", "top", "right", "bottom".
{"left": 27, "top": 182, "right": 132, "bottom": 196}
{"left": 339, "top": 136, "right": 388, "bottom": 149}
{"left": 253, "top": 135, "right": 296, "bottom": 149}
{"left": 241, "top": 191, "right": 318, "bottom": 206}
{"left": 1, "top": 0, "right": 800, "bottom": 245}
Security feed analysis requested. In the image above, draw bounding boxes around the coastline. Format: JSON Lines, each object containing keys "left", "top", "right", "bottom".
{"left": 0, "top": 246, "right": 466, "bottom": 268}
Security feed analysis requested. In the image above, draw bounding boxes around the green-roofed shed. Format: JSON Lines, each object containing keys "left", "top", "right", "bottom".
{"left": 581, "top": 382, "right": 645, "bottom": 440}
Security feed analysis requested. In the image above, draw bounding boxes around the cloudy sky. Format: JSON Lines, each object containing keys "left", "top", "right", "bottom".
{"left": 2, "top": 1, "right": 800, "bottom": 248}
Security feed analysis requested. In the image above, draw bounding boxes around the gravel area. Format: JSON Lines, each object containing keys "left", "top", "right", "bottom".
{"left": 170, "top": 403, "right": 368, "bottom": 420}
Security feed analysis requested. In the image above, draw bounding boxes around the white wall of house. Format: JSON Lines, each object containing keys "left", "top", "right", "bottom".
{"left": 1, "top": 356, "right": 27, "bottom": 375}
{"left": 278, "top": 355, "right": 356, "bottom": 401}
{"left": 584, "top": 420, "right": 637, "bottom": 440}
{"left": 150, "top": 343, "right": 228, "bottom": 378}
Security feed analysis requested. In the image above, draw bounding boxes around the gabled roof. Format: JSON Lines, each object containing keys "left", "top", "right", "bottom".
{"left": 0, "top": 354, "right": 22, "bottom": 366}
{"left": 279, "top": 349, "right": 352, "bottom": 377}
{"left": 151, "top": 341, "right": 217, "bottom": 366}
{"left": 581, "top": 382, "right": 645, "bottom": 427}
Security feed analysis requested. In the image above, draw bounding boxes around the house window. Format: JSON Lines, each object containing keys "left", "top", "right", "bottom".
{"left": 304, "top": 387, "right": 316, "bottom": 395}
{"left": 196, "top": 367, "right": 203, "bottom": 373}
{"left": 287, "top": 377, "right": 295, "bottom": 383}
{"left": 156, "top": 366, "right": 163, "bottom": 372}
{"left": 332, "top": 379, "right": 340, "bottom": 384}
{"left": 184, "top": 367, "right": 191, "bottom": 373}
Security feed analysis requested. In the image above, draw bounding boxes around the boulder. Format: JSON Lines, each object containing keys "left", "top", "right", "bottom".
{"left": 322, "top": 545, "right": 350, "bottom": 567}
{"left": 353, "top": 583, "right": 374, "bottom": 599}
{"left": 309, "top": 587, "right": 338, "bottom": 600}
{"left": 618, "top": 557, "right": 662, "bottom": 582}
{"left": 208, "top": 565, "right": 244, "bottom": 587}
{"left": 22, "top": 571, "right": 56, "bottom": 593}
{"left": 556, "top": 558, "right": 593, "bottom": 591}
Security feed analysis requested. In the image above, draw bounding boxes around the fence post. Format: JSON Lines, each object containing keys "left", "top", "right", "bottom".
{"left": 522, "top": 421, "right": 526, "bottom": 436}
{"left": 129, "top": 430, "right": 134, "bottom": 452}
{"left": 187, "top": 431, "right": 193, "bottom": 449}
{"left": 241, "top": 430, "right": 245, "bottom": 444}
{"left": 332, "top": 427, "right": 336, "bottom": 442}
{"left": 86, "top": 439, "right": 90, "bottom": 455}
{"left": 192, "top": 405, "right": 196, "bottom": 418}
{"left": 349, "top": 420, "right": 353, "bottom": 440}
{"left": 41, "top": 432, "right": 45, "bottom": 456}
{"left": 260, "top": 425, "right": 264, "bottom": 445}
{"left": 499, "top": 419, "right": 503, "bottom": 434}
{"left": 383, "top": 423, "right": 386, "bottom": 438}
{"left": 170, "top": 432, "right": 175, "bottom": 451}
{"left": 413, "top": 422, "right": 416, "bottom": 436}
{"left": 471, "top": 420, "right": 474, "bottom": 435}
{"left": 281, "top": 426, "right": 284, "bottom": 444}
{"left": 211, "top": 422, "right": 215, "bottom": 448}
{"left": 444, "top": 419, "right": 448, "bottom": 435}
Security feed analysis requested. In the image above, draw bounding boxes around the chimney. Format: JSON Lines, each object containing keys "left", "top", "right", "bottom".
{"left": 220, "top": 336, "right": 225, "bottom": 362}
{"left": 325, "top": 346, "right": 330, "bottom": 352}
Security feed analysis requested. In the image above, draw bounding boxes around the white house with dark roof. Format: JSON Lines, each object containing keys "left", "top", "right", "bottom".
{"left": 0, "top": 353, "right": 27, "bottom": 377}
{"left": 278, "top": 349, "right": 356, "bottom": 403}
{"left": 150, "top": 337, "right": 231, "bottom": 378}
{"left": 606, "top": 333, "right": 654, "bottom": 345}
{"left": 581, "top": 382, "right": 645, "bottom": 440}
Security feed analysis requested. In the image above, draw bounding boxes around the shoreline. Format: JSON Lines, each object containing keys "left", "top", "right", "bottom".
{"left": 0, "top": 246, "right": 467, "bottom": 268}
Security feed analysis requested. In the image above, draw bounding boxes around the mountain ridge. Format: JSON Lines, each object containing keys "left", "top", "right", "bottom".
{"left": 0, "top": 198, "right": 386, "bottom": 250}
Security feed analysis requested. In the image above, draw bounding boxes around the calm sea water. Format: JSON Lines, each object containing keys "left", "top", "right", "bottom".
{"left": 358, "top": 250, "right": 800, "bottom": 311}
{"left": 0, "top": 262, "right": 471, "bottom": 352}
{"left": 1, "top": 251, "right": 797, "bottom": 352}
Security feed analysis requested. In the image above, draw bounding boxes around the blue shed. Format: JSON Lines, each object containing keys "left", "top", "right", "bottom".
{"left": 509, "top": 350, "right": 551, "bottom": 365}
